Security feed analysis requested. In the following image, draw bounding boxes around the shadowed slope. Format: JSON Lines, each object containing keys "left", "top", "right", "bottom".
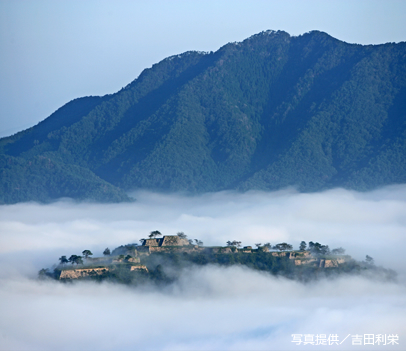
{"left": 1, "top": 30, "right": 405, "bottom": 203}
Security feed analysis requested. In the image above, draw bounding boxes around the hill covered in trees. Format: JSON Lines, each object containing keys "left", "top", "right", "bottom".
{"left": 39, "top": 234, "right": 396, "bottom": 285}
{"left": 1, "top": 30, "right": 406, "bottom": 203}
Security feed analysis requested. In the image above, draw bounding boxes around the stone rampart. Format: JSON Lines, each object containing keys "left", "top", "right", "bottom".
{"left": 289, "top": 251, "right": 311, "bottom": 259}
{"left": 60, "top": 267, "right": 109, "bottom": 279}
{"left": 161, "top": 236, "right": 190, "bottom": 246}
{"left": 294, "top": 258, "right": 317, "bottom": 266}
{"left": 294, "top": 257, "right": 346, "bottom": 267}
{"left": 323, "top": 258, "right": 346, "bottom": 267}
{"left": 144, "top": 239, "right": 160, "bottom": 246}
{"left": 130, "top": 265, "right": 148, "bottom": 272}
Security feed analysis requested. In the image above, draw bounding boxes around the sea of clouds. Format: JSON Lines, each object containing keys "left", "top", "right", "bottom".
{"left": 0, "top": 186, "right": 405, "bottom": 350}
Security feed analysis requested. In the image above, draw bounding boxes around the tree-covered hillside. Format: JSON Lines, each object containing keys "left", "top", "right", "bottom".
{"left": 1, "top": 30, "right": 406, "bottom": 203}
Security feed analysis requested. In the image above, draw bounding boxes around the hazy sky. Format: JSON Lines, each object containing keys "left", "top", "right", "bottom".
{"left": 0, "top": 0, "right": 405, "bottom": 137}
{"left": 0, "top": 186, "right": 405, "bottom": 350}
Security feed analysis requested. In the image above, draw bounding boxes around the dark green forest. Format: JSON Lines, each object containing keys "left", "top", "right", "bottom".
{"left": 1, "top": 30, "right": 406, "bottom": 203}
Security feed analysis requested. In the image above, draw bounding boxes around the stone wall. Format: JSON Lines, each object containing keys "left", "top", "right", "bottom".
{"left": 59, "top": 267, "right": 109, "bottom": 279}
{"left": 130, "top": 265, "right": 148, "bottom": 272}
{"left": 323, "top": 258, "right": 346, "bottom": 267}
{"left": 144, "top": 239, "right": 160, "bottom": 246}
{"left": 161, "top": 236, "right": 190, "bottom": 246}
{"left": 289, "top": 251, "right": 311, "bottom": 259}
{"left": 294, "top": 257, "right": 346, "bottom": 267}
{"left": 294, "top": 258, "right": 317, "bottom": 266}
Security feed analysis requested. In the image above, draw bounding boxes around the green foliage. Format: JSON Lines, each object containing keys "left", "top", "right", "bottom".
{"left": 111, "top": 244, "right": 139, "bottom": 256}
{"left": 58, "top": 256, "right": 68, "bottom": 265}
{"left": 68, "top": 255, "right": 83, "bottom": 265}
{"left": 226, "top": 240, "right": 242, "bottom": 247}
{"left": 331, "top": 247, "right": 345, "bottom": 255}
{"left": 149, "top": 230, "right": 162, "bottom": 238}
{"left": 0, "top": 154, "right": 131, "bottom": 204}
{"left": 103, "top": 248, "right": 111, "bottom": 256}
{"left": 82, "top": 250, "right": 93, "bottom": 258}
{"left": 308, "top": 242, "right": 330, "bottom": 255}
{"left": 274, "top": 243, "right": 293, "bottom": 251}
{"left": 1, "top": 31, "right": 406, "bottom": 203}
{"left": 365, "top": 255, "right": 375, "bottom": 265}
{"left": 38, "top": 268, "right": 51, "bottom": 280}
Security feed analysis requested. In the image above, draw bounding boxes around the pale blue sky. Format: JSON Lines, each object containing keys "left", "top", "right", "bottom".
{"left": 1, "top": 0, "right": 405, "bottom": 137}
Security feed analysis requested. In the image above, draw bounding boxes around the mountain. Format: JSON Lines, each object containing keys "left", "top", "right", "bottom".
{"left": 1, "top": 30, "right": 406, "bottom": 204}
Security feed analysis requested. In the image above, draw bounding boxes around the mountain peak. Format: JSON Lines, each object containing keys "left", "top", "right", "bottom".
{"left": 1, "top": 30, "right": 405, "bottom": 203}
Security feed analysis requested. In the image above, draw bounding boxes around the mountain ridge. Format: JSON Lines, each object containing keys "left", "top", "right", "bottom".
{"left": 1, "top": 30, "right": 406, "bottom": 203}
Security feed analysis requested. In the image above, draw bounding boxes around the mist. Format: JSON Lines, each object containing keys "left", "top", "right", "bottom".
{"left": 0, "top": 186, "right": 405, "bottom": 350}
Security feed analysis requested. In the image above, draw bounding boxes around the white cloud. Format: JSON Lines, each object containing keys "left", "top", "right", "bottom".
{"left": 0, "top": 266, "right": 404, "bottom": 350}
{"left": 0, "top": 186, "right": 406, "bottom": 350}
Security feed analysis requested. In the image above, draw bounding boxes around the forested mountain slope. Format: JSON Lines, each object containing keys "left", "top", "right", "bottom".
{"left": 1, "top": 30, "right": 405, "bottom": 203}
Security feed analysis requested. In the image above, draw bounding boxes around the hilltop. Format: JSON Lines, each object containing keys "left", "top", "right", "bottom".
{"left": 39, "top": 233, "right": 396, "bottom": 284}
{"left": 2, "top": 30, "right": 406, "bottom": 203}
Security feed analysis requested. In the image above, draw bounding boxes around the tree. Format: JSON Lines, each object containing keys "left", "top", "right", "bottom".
{"left": 309, "top": 242, "right": 329, "bottom": 255}
{"left": 255, "top": 243, "right": 262, "bottom": 248}
{"left": 331, "top": 247, "right": 345, "bottom": 255}
{"left": 103, "top": 248, "right": 111, "bottom": 256}
{"left": 68, "top": 255, "right": 83, "bottom": 265}
{"left": 365, "top": 255, "right": 374, "bottom": 265}
{"left": 149, "top": 230, "right": 162, "bottom": 238}
{"left": 177, "top": 232, "right": 187, "bottom": 239}
{"left": 309, "top": 242, "right": 321, "bottom": 253}
{"left": 58, "top": 255, "right": 68, "bottom": 265}
{"left": 194, "top": 239, "right": 203, "bottom": 246}
{"left": 263, "top": 243, "right": 271, "bottom": 249}
{"left": 82, "top": 250, "right": 93, "bottom": 259}
{"left": 274, "top": 243, "right": 293, "bottom": 251}
{"left": 139, "top": 238, "right": 146, "bottom": 245}
{"left": 320, "top": 245, "right": 330, "bottom": 255}
{"left": 299, "top": 241, "right": 307, "bottom": 251}
{"left": 38, "top": 268, "right": 50, "bottom": 279}
{"left": 226, "top": 240, "right": 242, "bottom": 248}
{"left": 68, "top": 255, "right": 77, "bottom": 265}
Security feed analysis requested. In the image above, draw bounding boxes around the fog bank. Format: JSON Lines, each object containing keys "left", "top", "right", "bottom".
{"left": 0, "top": 267, "right": 405, "bottom": 350}
{"left": 0, "top": 186, "right": 405, "bottom": 350}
